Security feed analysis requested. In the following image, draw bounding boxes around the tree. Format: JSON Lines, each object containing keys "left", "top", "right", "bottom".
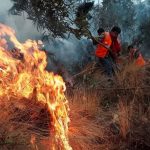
{"left": 9, "top": 0, "right": 94, "bottom": 39}
{"left": 9, "top": 0, "right": 75, "bottom": 38}
{"left": 137, "top": 0, "right": 150, "bottom": 54}
{"left": 93, "top": 0, "right": 135, "bottom": 42}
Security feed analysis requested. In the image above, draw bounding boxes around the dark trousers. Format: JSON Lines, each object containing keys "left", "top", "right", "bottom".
{"left": 98, "top": 56, "right": 114, "bottom": 77}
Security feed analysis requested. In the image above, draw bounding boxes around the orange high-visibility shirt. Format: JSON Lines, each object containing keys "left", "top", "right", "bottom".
{"left": 130, "top": 49, "right": 146, "bottom": 67}
{"left": 95, "top": 32, "right": 112, "bottom": 58}
{"left": 135, "top": 54, "right": 145, "bottom": 67}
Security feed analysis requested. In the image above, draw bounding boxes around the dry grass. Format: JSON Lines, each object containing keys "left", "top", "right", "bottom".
{"left": 0, "top": 97, "right": 51, "bottom": 150}
{"left": 118, "top": 99, "right": 131, "bottom": 140}
{"left": 67, "top": 62, "right": 150, "bottom": 150}
{"left": 67, "top": 88, "right": 111, "bottom": 150}
{"left": 0, "top": 63, "right": 150, "bottom": 150}
{"left": 0, "top": 99, "right": 31, "bottom": 150}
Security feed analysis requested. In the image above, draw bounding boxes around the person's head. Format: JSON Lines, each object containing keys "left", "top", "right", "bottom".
{"left": 97, "top": 28, "right": 105, "bottom": 36}
{"left": 110, "top": 26, "right": 121, "bottom": 38}
{"left": 128, "top": 45, "right": 134, "bottom": 52}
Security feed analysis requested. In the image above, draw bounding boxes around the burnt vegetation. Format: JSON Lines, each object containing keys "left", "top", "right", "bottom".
{"left": 0, "top": 0, "right": 149, "bottom": 150}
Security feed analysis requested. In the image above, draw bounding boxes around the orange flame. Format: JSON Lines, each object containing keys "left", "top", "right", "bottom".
{"left": 0, "top": 23, "right": 72, "bottom": 150}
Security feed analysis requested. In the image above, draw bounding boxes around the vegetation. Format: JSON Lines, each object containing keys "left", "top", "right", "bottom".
{"left": 0, "top": 0, "right": 149, "bottom": 150}
{"left": 9, "top": 0, "right": 94, "bottom": 39}
{"left": 0, "top": 57, "right": 150, "bottom": 149}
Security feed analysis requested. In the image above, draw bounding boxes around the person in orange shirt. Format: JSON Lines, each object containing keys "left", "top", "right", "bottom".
{"left": 128, "top": 45, "right": 146, "bottom": 67}
{"left": 92, "top": 28, "right": 105, "bottom": 45}
{"left": 94, "top": 26, "right": 121, "bottom": 76}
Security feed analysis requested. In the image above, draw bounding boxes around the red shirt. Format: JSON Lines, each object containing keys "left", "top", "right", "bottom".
{"left": 110, "top": 37, "right": 121, "bottom": 54}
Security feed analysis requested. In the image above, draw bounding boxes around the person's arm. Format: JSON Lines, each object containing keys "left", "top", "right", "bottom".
{"left": 134, "top": 49, "right": 140, "bottom": 59}
{"left": 92, "top": 34, "right": 105, "bottom": 45}
{"left": 116, "top": 39, "right": 121, "bottom": 55}
{"left": 91, "top": 36, "right": 99, "bottom": 45}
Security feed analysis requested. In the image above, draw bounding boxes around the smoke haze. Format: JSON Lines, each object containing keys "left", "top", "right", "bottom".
{"left": 0, "top": 0, "right": 94, "bottom": 73}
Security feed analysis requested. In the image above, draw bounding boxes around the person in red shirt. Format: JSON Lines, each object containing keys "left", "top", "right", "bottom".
{"left": 110, "top": 26, "right": 121, "bottom": 62}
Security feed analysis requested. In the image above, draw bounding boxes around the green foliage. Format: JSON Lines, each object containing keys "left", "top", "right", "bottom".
{"left": 10, "top": 0, "right": 94, "bottom": 39}
{"left": 10, "top": 0, "right": 75, "bottom": 38}
{"left": 139, "top": 20, "right": 150, "bottom": 49}
{"left": 92, "top": 0, "right": 136, "bottom": 42}
{"left": 99, "top": 0, "right": 135, "bottom": 29}
{"left": 75, "top": 2, "right": 94, "bottom": 39}
{"left": 138, "top": 0, "right": 150, "bottom": 51}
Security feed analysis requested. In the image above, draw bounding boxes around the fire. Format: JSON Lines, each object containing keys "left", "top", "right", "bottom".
{"left": 0, "top": 23, "right": 72, "bottom": 150}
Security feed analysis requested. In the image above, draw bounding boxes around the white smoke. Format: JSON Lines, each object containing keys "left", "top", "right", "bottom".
{"left": 0, "top": 0, "right": 94, "bottom": 73}
{"left": 0, "top": 0, "right": 42, "bottom": 41}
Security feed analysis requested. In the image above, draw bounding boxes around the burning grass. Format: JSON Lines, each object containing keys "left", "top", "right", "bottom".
{"left": 0, "top": 22, "right": 150, "bottom": 150}
{"left": 0, "top": 23, "right": 71, "bottom": 150}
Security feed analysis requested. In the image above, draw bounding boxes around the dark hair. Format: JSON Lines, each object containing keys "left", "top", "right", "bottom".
{"left": 128, "top": 45, "right": 134, "bottom": 50}
{"left": 111, "top": 26, "right": 121, "bottom": 34}
{"left": 97, "top": 28, "right": 105, "bottom": 34}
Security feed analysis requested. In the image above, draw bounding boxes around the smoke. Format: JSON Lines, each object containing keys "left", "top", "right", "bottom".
{"left": 1, "top": 0, "right": 150, "bottom": 65}
{"left": 0, "top": 0, "right": 94, "bottom": 74}
{"left": 93, "top": 0, "right": 150, "bottom": 56}
{"left": 44, "top": 36, "right": 94, "bottom": 73}
{"left": 133, "top": 0, "right": 150, "bottom": 56}
{"left": 0, "top": 0, "right": 42, "bottom": 41}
